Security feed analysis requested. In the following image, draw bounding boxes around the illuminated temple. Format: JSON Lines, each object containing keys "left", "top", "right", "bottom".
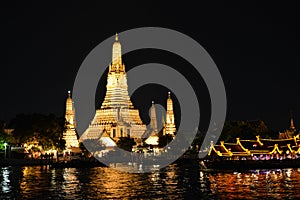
{"left": 164, "top": 92, "right": 176, "bottom": 136}
{"left": 80, "top": 34, "right": 147, "bottom": 141}
{"left": 144, "top": 101, "right": 159, "bottom": 146}
{"left": 62, "top": 91, "right": 79, "bottom": 148}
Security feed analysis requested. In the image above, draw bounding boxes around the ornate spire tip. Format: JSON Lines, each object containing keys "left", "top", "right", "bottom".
{"left": 115, "top": 33, "right": 118, "bottom": 41}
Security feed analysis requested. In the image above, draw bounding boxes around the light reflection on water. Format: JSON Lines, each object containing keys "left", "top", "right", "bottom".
{"left": 209, "top": 168, "right": 300, "bottom": 199}
{"left": 0, "top": 161, "right": 300, "bottom": 199}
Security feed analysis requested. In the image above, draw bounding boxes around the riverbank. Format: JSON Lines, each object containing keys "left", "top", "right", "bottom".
{"left": 0, "top": 152, "right": 199, "bottom": 168}
{"left": 0, "top": 159, "right": 53, "bottom": 167}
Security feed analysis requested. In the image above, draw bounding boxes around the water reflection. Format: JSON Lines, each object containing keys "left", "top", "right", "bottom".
{"left": 1, "top": 162, "right": 300, "bottom": 199}
{"left": 1, "top": 167, "right": 10, "bottom": 193}
{"left": 209, "top": 169, "right": 300, "bottom": 199}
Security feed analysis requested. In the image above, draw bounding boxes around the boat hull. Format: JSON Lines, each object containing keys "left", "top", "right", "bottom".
{"left": 203, "top": 159, "right": 300, "bottom": 171}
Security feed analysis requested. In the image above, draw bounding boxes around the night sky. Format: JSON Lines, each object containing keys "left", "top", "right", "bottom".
{"left": 1, "top": 2, "right": 299, "bottom": 132}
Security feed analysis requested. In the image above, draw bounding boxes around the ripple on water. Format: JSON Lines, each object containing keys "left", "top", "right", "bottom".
{"left": 208, "top": 168, "right": 300, "bottom": 199}
{"left": 1, "top": 163, "right": 300, "bottom": 199}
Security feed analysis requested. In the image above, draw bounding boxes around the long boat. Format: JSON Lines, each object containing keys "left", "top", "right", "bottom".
{"left": 202, "top": 134, "right": 300, "bottom": 170}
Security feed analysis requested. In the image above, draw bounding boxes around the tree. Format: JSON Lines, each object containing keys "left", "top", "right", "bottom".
{"left": 9, "top": 113, "right": 66, "bottom": 151}
{"left": 158, "top": 134, "right": 173, "bottom": 148}
{"left": 218, "top": 120, "right": 271, "bottom": 142}
{"left": 82, "top": 139, "right": 105, "bottom": 153}
{"left": 191, "top": 131, "right": 205, "bottom": 151}
{"left": 0, "top": 121, "right": 12, "bottom": 151}
{"left": 116, "top": 137, "right": 135, "bottom": 152}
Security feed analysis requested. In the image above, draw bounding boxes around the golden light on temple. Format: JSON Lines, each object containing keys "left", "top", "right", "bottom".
{"left": 164, "top": 92, "right": 176, "bottom": 136}
{"left": 63, "top": 91, "right": 79, "bottom": 148}
{"left": 80, "top": 34, "right": 146, "bottom": 141}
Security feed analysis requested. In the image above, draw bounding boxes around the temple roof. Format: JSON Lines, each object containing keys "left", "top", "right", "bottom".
{"left": 100, "top": 132, "right": 116, "bottom": 147}
{"left": 209, "top": 134, "right": 300, "bottom": 157}
{"left": 145, "top": 135, "right": 159, "bottom": 146}
{"left": 259, "top": 138, "right": 297, "bottom": 147}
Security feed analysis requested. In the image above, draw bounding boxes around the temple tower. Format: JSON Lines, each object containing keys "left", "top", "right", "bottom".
{"left": 290, "top": 114, "right": 296, "bottom": 131}
{"left": 63, "top": 91, "right": 79, "bottom": 148}
{"left": 150, "top": 101, "right": 158, "bottom": 133}
{"left": 164, "top": 92, "right": 176, "bottom": 136}
{"left": 80, "top": 34, "right": 146, "bottom": 141}
{"left": 279, "top": 113, "right": 297, "bottom": 139}
{"left": 144, "top": 101, "right": 160, "bottom": 146}
{"left": 65, "top": 91, "right": 74, "bottom": 126}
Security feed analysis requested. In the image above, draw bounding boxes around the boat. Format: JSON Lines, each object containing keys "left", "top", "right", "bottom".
{"left": 202, "top": 134, "right": 300, "bottom": 171}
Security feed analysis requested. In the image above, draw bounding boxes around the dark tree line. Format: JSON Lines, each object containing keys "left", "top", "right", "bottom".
{"left": 191, "top": 120, "right": 278, "bottom": 149}
{"left": 8, "top": 113, "right": 66, "bottom": 151}
{"left": 218, "top": 120, "right": 275, "bottom": 142}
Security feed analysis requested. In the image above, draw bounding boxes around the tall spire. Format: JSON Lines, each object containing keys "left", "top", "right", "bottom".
{"left": 167, "top": 91, "right": 173, "bottom": 112}
{"left": 66, "top": 91, "right": 73, "bottom": 115}
{"left": 165, "top": 92, "right": 176, "bottom": 136}
{"left": 112, "top": 32, "right": 122, "bottom": 66}
{"left": 290, "top": 112, "right": 296, "bottom": 130}
{"left": 150, "top": 101, "right": 158, "bottom": 133}
{"left": 115, "top": 32, "right": 118, "bottom": 41}
{"left": 80, "top": 32, "right": 147, "bottom": 140}
{"left": 63, "top": 90, "right": 79, "bottom": 148}
{"left": 162, "top": 111, "right": 165, "bottom": 125}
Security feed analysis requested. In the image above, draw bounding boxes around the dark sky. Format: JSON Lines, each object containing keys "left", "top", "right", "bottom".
{"left": 0, "top": 1, "right": 299, "bottom": 131}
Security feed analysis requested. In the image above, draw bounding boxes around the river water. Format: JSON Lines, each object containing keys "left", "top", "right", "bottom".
{"left": 1, "top": 160, "right": 300, "bottom": 199}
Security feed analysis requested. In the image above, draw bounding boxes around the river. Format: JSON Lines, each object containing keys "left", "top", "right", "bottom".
{"left": 1, "top": 160, "right": 300, "bottom": 199}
